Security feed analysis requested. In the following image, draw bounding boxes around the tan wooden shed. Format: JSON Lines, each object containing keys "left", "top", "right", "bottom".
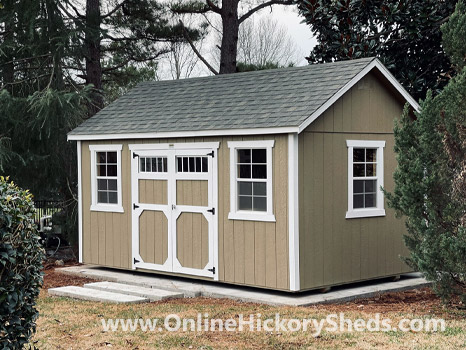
{"left": 68, "top": 58, "right": 420, "bottom": 292}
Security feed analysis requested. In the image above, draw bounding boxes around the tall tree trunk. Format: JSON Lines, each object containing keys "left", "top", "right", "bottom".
{"left": 219, "top": 0, "right": 239, "bottom": 74}
{"left": 85, "top": 0, "right": 103, "bottom": 116}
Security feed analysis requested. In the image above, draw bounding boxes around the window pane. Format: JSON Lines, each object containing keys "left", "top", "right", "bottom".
{"left": 366, "top": 149, "right": 377, "bottom": 162}
{"left": 238, "top": 164, "right": 251, "bottom": 178}
{"left": 189, "top": 157, "right": 195, "bottom": 171}
{"left": 353, "top": 180, "right": 364, "bottom": 194}
{"left": 353, "top": 194, "right": 364, "bottom": 209}
{"left": 253, "top": 196, "right": 267, "bottom": 211}
{"left": 98, "top": 164, "right": 106, "bottom": 176}
{"left": 152, "top": 158, "right": 158, "bottom": 172}
{"left": 98, "top": 191, "right": 108, "bottom": 204}
{"left": 139, "top": 158, "right": 145, "bottom": 172}
{"left": 238, "top": 149, "right": 251, "bottom": 163}
{"left": 108, "top": 191, "right": 118, "bottom": 204}
{"left": 253, "top": 182, "right": 266, "bottom": 196}
{"left": 252, "top": 165, "right": 267, "bottom": 179}
{"left": 163, "top": 157, "right": 167, "bottom": 172}
{"left": 201, "top": 157, "right": 208, "bottom": 172}
{"left": 182, "top": 157, "right": 188, "bottom": 172}
{"left": 364, "top": 180, "right": 376, "bottom": 193}
{"left": 252, "top": 149, "right": 266, "bottom": 163}
{"left": 97, "top": 152, "right": 106, "bottom": 163}
{"left": 238, "top": 182, "right": 252, "bottom": 196}
{"left": 366, "top": 163, "right": 376, "bottom": 176}
{"left": 177, "top": 157, "right": 182, "bottom": 172}
{"left": 238, "top": 196, "right": 252, "bottom": 210}
{"left": 108, "top": 179, "right": 117, "bottom": 191}
{"left": 107, "top": 152, "right": 117, "bottom": 164}
{"left": 353, "top": 149, "right": 365, "bottom": 162}
{"left": 146, "top": 158, "right": 151, "bottom": 172}
{"left": 353, "top": 164, "right": 365, "bottom": 177}
{"left": 365, "top": 193, "right": 376, "bottom": 208}
{"left": 195, "top": 157, "right": 201, "bottom": 172}
{"left": 157, "top": 158, "right": 163, "bottom": 172}
{"left": 98, "top": 179, "right": 107, "bottom": 190}
{"left": 107, "top": 165, "right": 117, "bottom": 177}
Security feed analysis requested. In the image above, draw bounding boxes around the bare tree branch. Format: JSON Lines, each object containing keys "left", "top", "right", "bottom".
{"left": 179, "top": 20, "right": 218, "bottom": 75}
{"left": 206, "top": 0, "right": 222, "bottom": 14}
{"left": 239, "top": 0, "right": 293, "bottom": 24}
{"left": 101, "top": 0, "right": 129, "bottom": 19}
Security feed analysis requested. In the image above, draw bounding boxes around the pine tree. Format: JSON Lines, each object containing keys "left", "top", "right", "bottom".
{"left": 386, "top": 1, "right": 466, "bottom": 303}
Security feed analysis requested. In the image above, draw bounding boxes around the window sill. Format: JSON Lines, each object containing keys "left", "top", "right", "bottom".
{"left": 346, "top": 208, "right": 385, "bottom": 219}
{"left": 228, "top": 211, "right": 276, "bottom": 222}
{"left": 91, "top": 204, "right": 124, "bottom": 213}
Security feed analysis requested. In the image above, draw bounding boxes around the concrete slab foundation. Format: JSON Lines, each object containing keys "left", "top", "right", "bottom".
{"left": 56, "top": 265, "right": 431, "bottom": 307}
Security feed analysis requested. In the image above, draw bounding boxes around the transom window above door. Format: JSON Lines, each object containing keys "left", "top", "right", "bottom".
{"left": 176, "top": 156, "right": 208, "bottom": 173}
{"left": 227, "top": 140, "right": 275, "bottom": 222}
{"left": 139, "top": 156, "right": 167, "bottom": 173}
{"left": 346, "top": 140, "right": 385, "bottom": 219}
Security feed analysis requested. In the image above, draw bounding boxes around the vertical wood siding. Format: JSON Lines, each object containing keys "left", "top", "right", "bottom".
{"left": 81, "top": 134, "right": 289, "bottom": 290}
{"left": 298, "top": 72, "right": 412, "bottom": 290}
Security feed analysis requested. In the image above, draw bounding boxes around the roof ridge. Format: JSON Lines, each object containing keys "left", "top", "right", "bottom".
{"left": 138, "top": 57, "right": 377, "bottom": 86}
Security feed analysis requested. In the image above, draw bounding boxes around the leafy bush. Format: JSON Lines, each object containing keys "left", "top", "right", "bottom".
{"left": 0, "top": 177, "right": 44, "bottom": 349}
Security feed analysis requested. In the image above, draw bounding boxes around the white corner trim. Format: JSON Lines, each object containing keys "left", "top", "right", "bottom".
{"left": 89, "top": 144, "right": 124, "bottom": 213}
{"left": 346, "top": 140, "right": 386, "bottom": 220}
{"left": 68, "top": 127, "right": 298, "bottom": 141}
{"left": 288, "top": 133, "right": 300, "bottom": 291}
{"left": 227, "top": 140, "right": 275, "bottom": 222}
{"left": 298, "top": 59, "right": 421, "bottom": 133}
{"left": 129, "top": 142, "right": 220, "bottom": 151}
{"left": 77, "top": 141, "right": 83, "bottom": 263}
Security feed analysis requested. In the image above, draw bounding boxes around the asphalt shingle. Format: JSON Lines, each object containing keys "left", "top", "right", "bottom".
{"left": 69, "top": 57, "right": 375, "bottom": 136}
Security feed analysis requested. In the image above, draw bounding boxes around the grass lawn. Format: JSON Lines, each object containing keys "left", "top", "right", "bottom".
{"left": 31, "top": 267, "right": 466, "bottom": 349}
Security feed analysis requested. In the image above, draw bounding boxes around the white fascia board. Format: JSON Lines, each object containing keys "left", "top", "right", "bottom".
{"left": 298, "top": 59, "right": 421, "bottom": 133}
{"left": 67, "top": 127, "right": 299, "bottom": 141}
{"left": 129, "top": 142, "right": 220, "bottom": 151}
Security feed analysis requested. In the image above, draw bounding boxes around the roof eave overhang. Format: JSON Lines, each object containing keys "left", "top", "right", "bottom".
{"left": 67, "top": 126, "right": 300, "bottom": 141}
{"left": 297, "top": 58, "right": 421, "bottom": 133}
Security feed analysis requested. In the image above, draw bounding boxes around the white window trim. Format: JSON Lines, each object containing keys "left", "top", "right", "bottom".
{"left": 89, "top": 144, "right": 124, "bottom": 213}
{"left": 346, "top": 140, "right": 386, "bottom": 219}
{"left": 227, "top": 140, "right": 275, "bottom": 222}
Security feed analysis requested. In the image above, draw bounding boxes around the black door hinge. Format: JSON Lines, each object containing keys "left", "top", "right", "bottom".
{"left": 206, "top": 151, "right": 214, "bottom": 158}
{"left": 208, "top": 267, "right": 215, "bottom": 274}
{"left": 133, "top": 203, "right": 139, "bottom": 210}
{"left": 133, "top": 153, "right": 139, "bottom": 159}
{"left": 207, "top": 207, "right": 215, "bottom": 215}
{"left": 134, "top": 258, "right": 140, "bottom": 264}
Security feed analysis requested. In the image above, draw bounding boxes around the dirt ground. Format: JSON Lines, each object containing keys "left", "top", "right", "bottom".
{"left": 32, "top": 264, "right": 466, "bottom": 349}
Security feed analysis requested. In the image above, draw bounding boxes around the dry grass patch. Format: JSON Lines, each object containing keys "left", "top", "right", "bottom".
{"left": 32, "top": 267, "right": 466, "bottom": 349}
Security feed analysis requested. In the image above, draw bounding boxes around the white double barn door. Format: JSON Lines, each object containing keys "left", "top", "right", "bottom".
{"left": 130, "top": 144, "right": 218, "bottom": 279}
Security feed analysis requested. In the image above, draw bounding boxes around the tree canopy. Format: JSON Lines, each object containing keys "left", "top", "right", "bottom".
{"left": 297, "top": 0, "right": 458, "bottom": 100}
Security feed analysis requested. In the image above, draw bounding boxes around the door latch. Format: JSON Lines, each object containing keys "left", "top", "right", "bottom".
{"left": 172, "top": 204, "right": 176, "bottom": 210}
{"left": 207, "top": 208, "right": 215, "bottom": 215}
{"left": 133, "top": 203, "right": 140, "bottom": 210}
{"left": 208, "top": 267, "right": 215, "bottom": 274}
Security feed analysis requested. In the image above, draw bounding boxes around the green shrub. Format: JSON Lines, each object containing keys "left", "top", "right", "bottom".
{"left": 0, "top": 177, "right": 45, "bottom": 349}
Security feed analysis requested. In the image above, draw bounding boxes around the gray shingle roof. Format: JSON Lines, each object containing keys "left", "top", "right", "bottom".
{"left": 69, "top": 57, "right": 376, "bottom": 136}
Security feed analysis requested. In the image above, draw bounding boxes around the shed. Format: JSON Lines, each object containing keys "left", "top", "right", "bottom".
{"left": 68, "top": 57, "right": 420, "bottom": 292}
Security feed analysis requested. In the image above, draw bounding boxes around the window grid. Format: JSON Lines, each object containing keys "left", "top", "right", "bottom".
{"left": 96, "top": 151, "right": 118, "bottom": 204}
{"left": 236, "top": 149, "right": 267, "bottom": 212}
{"left": 176, "top": 156, "right": 208, "bottom": 173}
{"left": 353, "top": 148, "right": 377, "bottom": 209}
{"left": 139, "top": 156, "right": 167, "bottom": 173}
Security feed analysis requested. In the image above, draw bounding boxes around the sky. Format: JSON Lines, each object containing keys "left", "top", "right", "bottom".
{"left": 265, "top": 5, "right": 317, "bottom": 66}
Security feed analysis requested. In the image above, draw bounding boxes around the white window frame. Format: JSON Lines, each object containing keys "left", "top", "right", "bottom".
{"left": 227, "top": 140, "right": 275, "bottom": 222}
{"left": 89, "top": 144, "right": 124, "bottom": 213}
{"left": 346, "top": 140, "right": 386, "bottom": 219}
